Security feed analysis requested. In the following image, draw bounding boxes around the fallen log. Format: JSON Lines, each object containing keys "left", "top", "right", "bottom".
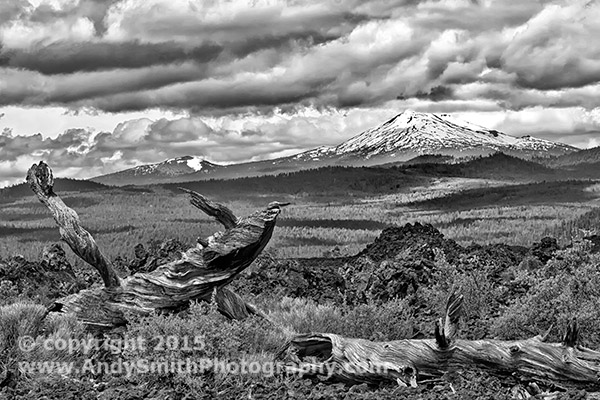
{"left": 26, "top": 161, "right": 286, "bottom": 328}
{"left": 277, "top": 293, "right": 600, "bottom": 393}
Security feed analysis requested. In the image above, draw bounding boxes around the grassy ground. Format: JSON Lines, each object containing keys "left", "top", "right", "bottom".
{"left": 2, "top": 241, "right": 600, "bottom": 399}
{"left": 2, "top": 174, "right": 600, "bottom": 399}
{"left": 1, "top": 178, "right": 599, "bottom": 262}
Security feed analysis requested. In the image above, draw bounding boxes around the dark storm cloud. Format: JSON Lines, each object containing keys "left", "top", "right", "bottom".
{"left": 0, "top": 63, "right": 208, "bottom": 106}
{"left": 4, "top": 0, "right": 600, "bottom": 188}
{"left": 509, "top": 59, "right": 600, "bottom": 92}
{"left": 0, "top": 1, "right": 392, "bottom": 112}
{"left": 228, "top": 30, "right": 343, "bottom": 59}
{"left": 0, "top": 30, "right": 345, "bottom": 75}
{"left": 412, "top": 85, "right": 455, "bottom": 101}
{"left": 82, "top": 73, "right": 337, "bottom": 112}
{"left": 0, "top": 41, "right": 223, "bottom": 74}
{"left": 0, "top": 0, "right": 598, "bottom": 113}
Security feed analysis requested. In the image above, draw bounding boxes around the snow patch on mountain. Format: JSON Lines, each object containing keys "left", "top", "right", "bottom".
{"left": 292, "top": 110, "right": 576, "bottom": 161}
{"left": 175, "top": 156, "right": 205, "bottom": 171}
{"left": 132, "top": 164, "right": 159, "bottom": 175}
{"left": 127, "top": 155, "right": 212, "bottom": 176}
{"left": 93, "top": 110, "right": 579, "bottom": 186}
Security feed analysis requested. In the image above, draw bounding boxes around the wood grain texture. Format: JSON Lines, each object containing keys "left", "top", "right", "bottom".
{"left": 179, "top": 187, "right": 238, "bottom": 229}
{"left": 26, "top": 162, "right": 282, "bottom": 328}
{"left": 278, "top": 295, "right": 600, "bottom": 391}
{"left": 26, "top": 161, "right": 121, "bottom": 288}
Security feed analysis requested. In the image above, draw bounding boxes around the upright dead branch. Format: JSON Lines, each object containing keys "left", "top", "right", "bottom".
{"left": 26, "top": 162, "right": 121, "bottom": 288}
{"left": 277, "top": 293, "right": 600, "bottom": 392}
{"left": 26, "top": 162, "right": 286, "bottom": 328}
{"left": 179, "top": 187, "right": 238, "bottom": 229}
{"left": 434, "top": 292, "right": 462, "bottom": 349}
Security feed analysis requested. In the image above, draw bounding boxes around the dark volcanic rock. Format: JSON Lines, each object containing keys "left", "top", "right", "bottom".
{"left": 528, "top": 237, "right": 560, "bottom": 263}
{"left": 359, "top": 223, "right": 463, "bottom": 263}
{"left": 0, "top": 238, "right": 190, "bottom": 304}
{"left": 462, "top": 243, "right": 529, "bottom": 280}
{"left": 584, "top": 235, "right": 600, "bottom": 253}
{"left": 40, "top": 243, "right": 77, "bottom": 278}
{"left": 234, "top": 255, "right": 346, "bottom": 304}
{"left": 128, "top": 243, "right": 151, "bottom": 273}
{"left": 236, "top": 222, "right": 564, "bottom": 306}
{"left": 127, "top": 239, "right": 188, "bottom": 274}
{"left": 0, "top": 243, "right": 82, "bottom": 302}
{"left": 340, "top": 256, "right": 436, "bottom": 305}
{"left": 239, "top": 223, "right": 465, "bottom": 304}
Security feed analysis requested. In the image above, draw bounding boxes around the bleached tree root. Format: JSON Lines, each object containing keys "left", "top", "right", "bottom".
{"left": 26, "top": 162, "right": 284, "bottom": 329}
{"left": 277, "top": 294, "right": 600, "bottom": 392}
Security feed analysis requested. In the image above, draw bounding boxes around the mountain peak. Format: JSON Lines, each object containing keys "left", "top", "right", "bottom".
{"left": 297, "top": 111, "right": 577, "bottom": 162}
{"left": 383, "top": 109, "right": 420, "bottom": 127}
{"left": 163, "top": 155, "right": 215, "bottom": 171}
{"left": 369, "top": 110, "right": 493, "bottom": 142}
{"left": 384, "top": 109, "right": 434, "bottom": 125}
{"left": 91, "top": 155, "right": 219, "bottom": 184}
{"left": 92, "top": 111, "right": 578, "bottom": 186}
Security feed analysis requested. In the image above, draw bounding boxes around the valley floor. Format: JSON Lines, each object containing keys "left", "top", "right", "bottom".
{"left": 1, "top": 176, "right": 598, "bottom": 262}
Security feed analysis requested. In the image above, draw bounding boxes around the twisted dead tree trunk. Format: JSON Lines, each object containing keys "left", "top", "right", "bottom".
{"left": 26, "top": 161, "right": 286, "bottom": 329}
{"left": 277, "top": 293, "right": 600, "bottom": 392}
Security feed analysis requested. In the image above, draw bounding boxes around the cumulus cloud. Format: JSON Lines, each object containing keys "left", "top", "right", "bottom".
{"left": 4, "top": 103, "right": 600, "bottom": 188}
{"left": 0, "top": 107, "right": 399, "bottom": 184}
{"left": 0, "top": 0, "right": 597, "bottom": 113}
{"left": 454, "top": 106, "right": 600, "bottom": 149}
{"left": 500, "top": 2, "right": 600, "bottom": 91}
{"left": 0, "top": 0, "right": 121, "bottom": 40}
{"left": 1, "top": 0, "right": 599, "bottom": 186}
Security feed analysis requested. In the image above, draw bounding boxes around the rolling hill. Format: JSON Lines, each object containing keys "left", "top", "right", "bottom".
{"left": 0, "top": 178, "right": 111, "bottom": 204}
{"left": 545, "top": 146, "right": 600, "bottom": 168}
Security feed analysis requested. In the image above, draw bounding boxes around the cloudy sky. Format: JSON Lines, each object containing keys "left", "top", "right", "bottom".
{"left": 1, "top": 0, "right": 600, "bottom": 187}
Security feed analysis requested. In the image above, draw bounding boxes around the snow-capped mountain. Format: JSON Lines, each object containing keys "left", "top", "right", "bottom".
{"left": 93, "top": 156, "right": 220, "bottom": 185}
{"left": 92, "top": 111, "right": 578, "bottom": 185}
{"left": 289, "top": 110, "right": 576, "bottom": 163}
{"left": 130, "top": 155, "right": 217, "bottom": 175}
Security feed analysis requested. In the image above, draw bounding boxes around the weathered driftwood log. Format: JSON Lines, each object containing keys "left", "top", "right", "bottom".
{"left": 277, "top": 294, "right": 600, "bottom": 392}
{"left": 26, "top": 161, "right": 286, "bottom": 328}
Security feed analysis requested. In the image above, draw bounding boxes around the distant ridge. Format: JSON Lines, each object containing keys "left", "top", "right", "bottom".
{"left": 546, "top": 146, "right": 600, "bottom": 168}
{"left": 0, "top": 178, "right": 110, "bottom": 203}
{"left": 1, "top": 153, "right": 586, "bottom": 204}
{"left": 92, "top": 110, "right": 578, "bottom": 186}
{"left": 93, "top": 155, "right": 221, "bottom": 186}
